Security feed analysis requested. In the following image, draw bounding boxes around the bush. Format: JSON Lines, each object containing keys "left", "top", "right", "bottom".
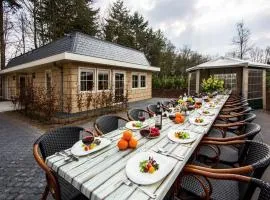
{"left": 201, "top": 75, "right": 224, "bottom": 93}
{"left": 152, "top": 75, "right": 188, "bottom": 89}
{"left": 14, "top": 85, "right": 59, "bottom": 121}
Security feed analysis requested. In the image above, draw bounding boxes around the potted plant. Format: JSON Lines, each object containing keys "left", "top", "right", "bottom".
{"left": 201, "top": 75, "right": 224, "bottom": 94}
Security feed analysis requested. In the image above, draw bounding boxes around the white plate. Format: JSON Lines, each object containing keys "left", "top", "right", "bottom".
{"left": 125, "top": 121, "right": 148, "bottom": 130}
{"left": 189, "top": 117, "right": 210, "bottom": 126}
{"left": 71, "top": 138, "right": 111, "bottom": 156}
{"left": 126, "top": 152, "right": 175, "bottom": 185}
{"left": 167, "top": 129, "right": 197, "bottom": 143}
{"left": 198, "top": 109, "right": 215, "bottom": 116}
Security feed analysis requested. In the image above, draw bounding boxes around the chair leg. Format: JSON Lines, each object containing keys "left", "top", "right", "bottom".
{"left": 41, "top": 184, "right": 49, "bottom": 200}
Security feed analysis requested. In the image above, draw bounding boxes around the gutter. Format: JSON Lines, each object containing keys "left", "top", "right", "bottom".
{"left": 0, "top": 52, "right": 160, "bottom": 74}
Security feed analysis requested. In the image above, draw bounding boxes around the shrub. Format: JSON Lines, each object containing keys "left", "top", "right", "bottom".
{"left": 13, "top": 85, "right": 59, "bottom": 121}
{"left": 201, "top": 75, "right": 224, "bottom": 93}
{"left": 152, "top": 75, "right": 188, "bottom": 89}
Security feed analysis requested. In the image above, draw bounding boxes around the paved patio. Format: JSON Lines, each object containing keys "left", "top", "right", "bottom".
{"left": 0, "top": 98, "right": 269, "bottom": 200}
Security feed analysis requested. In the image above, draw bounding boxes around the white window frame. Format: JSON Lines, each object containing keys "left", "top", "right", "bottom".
{"left": 97, "top": 69, "right": 111, "bottom": 92}
{"left": 45, "top": 70, "right": 52, "bottom": 90}
{"left": 132, "top": 73, "right": 139, "bottom": 89}
{"left": 140, "top": 74, "right": 147, "bottom": 88}
{"left": 113, "top": 70, "right": 126, "bottom": 97}
{"left": 78, "top": 67, "right": 96, "bottom": 93}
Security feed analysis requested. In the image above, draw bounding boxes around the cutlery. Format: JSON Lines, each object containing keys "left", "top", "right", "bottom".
{"left": 168, "top": 140, "right": 191, "bottom": 148}
{"left": 123, "top": 179, "right": 157, "bottom": 199}
{"left": 56, "top": 151, "right": 71, "bottom": 161}
{"left": 153, "top": 148, "right": 184, "bottom": 161}
{"left": 59, "top": 150, "right": 79, "bottom": 161}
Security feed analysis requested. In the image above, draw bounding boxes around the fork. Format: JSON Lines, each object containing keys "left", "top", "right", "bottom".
{"left": 123, "top": 179, "right": 157, "bottom": 199}
{"left": 60, "top": 150, "right": 79, "bottom": 161}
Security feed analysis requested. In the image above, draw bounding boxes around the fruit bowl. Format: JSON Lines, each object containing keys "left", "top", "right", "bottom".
{"left": 140, "top": 127, "right": 160, "bottom": 138}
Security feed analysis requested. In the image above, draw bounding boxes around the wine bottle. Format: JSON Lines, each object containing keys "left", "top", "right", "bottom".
{"left": 155, "top": 102, "right": 162, "bottom": 130}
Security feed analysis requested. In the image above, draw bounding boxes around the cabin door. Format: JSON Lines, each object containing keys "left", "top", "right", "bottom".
{"left": 114, "top": 72, "right": 125, "bottom": 103}
{"left": 19, "top": 76, "right": 26, "bottom": 97}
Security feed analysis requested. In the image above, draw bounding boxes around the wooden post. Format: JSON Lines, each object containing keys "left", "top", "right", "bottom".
{"left": 188, "top": 73, "right": 191, "bottom": 95}
{"left": 263, "top": 69, "right": 266, "bottom": 110}
{"left": 195, "top": 70, "right": 200, "bottom": 94}
{"left": 242, "top": 67, "right": 249, "bottom": 99}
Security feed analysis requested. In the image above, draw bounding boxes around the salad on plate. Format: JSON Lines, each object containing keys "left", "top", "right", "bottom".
{"left": 195, "top": 117, "right": 204, "bottom": 123}
{"left": 174, "top": 131, "right": 190, "bottom": 139}
{"left": 132, "top": 121, "right": 143, "bottom": 128}
{"left": 139, "top": 156, "right": 159, "bottom": 174}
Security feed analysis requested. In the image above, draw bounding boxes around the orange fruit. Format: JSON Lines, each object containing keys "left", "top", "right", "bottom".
{"left": 122, "top": 130, "right": 133, "bottom": 141}
{"left": 175, "top": 116, "right": 184, "bottom": 124}
{"left": 117, "top": 139, "right": 128, "bottom": 150}
{"left": 175, "top": 112, "right": 182, "bottom": 118}
{"left": 128, "top": 138, "right": 138, "bottom": 149}
{"left": 148, "top": 166, "right": 155, "bottom": 173}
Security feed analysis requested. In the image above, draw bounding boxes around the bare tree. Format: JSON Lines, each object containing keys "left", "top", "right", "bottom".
{"left": 1, "top": 0, "right": 21, "bottom": 69}
{"left": 232, "top": 21, "right": 252, "bottom": 59}
{"left": 248, "top": 46, "right": 270, "bottom": 64}
{"left": 249, "top": 47, "right": 264, "bottom": 62}
{"left": 264, "top": 46, "right": 270, "bottom": 64}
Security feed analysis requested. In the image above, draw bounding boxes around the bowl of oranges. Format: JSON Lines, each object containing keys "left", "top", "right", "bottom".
{"left": 117, "top": 130, "right": 138, "bottom": 150}
{"left": 174, "top": 112, "right": 185, "bottom": 124}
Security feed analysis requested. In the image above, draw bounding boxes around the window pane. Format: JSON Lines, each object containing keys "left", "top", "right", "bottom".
{"left": 98, "top": 71, "right": 109, "bottom": 90}
{"left": 81, "top": 72, "right": 86, "bottom": 80}
{"left": 132, "top": 75, "right": 139, "bottom": 88}
{"left": 86, "top": 72, "right": 93, "bottom": 81}
{"left": 248, "top": 69, "right": 263, "bottom": 99}
{"left": 81, "top": 81, "right": 86, "bottom": 91}
{"left": 80, "top": 70, "right": 94, "bottom": 91}
{"left": 213, "top": 73, "right": 237, "bottom": 92}
{"left": 140, "top": 75, "right": 146, "bottom": 87}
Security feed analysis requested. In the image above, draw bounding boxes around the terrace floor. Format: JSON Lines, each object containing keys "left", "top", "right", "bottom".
{"left": 0, "top": 98, "right": 269, "bottom": 200}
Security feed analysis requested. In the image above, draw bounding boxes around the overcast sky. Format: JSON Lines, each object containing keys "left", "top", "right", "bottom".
{"left": 93, "top": 0, "right": 270, "bottom": 56}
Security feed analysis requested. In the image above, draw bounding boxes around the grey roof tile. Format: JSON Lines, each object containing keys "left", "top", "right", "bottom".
{"left": 6, "top": 32, "right": 150, "bottom": 68}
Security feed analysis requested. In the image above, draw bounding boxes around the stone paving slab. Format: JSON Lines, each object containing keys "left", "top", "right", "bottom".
{"left": 0, "top": 98, "right": 269, "bottom": 200}
{"left": 0, "top": 113, "right": 46, "bottom": 200}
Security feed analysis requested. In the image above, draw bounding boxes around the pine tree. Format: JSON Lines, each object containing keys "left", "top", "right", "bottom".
{"left": 103, "top": 0, "right": 133, "bottom": 47}
{"left": 37, "top": 0, "right": 99, "bottom": 42}
{"left": 130, "top": 12, "right": 148, "bottom": 50}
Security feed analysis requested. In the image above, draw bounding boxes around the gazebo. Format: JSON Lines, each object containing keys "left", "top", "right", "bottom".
{"left": 186, "top": 56, "right": 270, "bottom": 109}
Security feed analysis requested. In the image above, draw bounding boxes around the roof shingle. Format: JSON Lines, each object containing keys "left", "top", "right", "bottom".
{"left": 6, "top": 32, "right": 150, "bottom": 68}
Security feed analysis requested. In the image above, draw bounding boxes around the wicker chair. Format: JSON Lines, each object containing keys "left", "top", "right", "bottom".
{"left": 218, "top": 112, "right": 256, "bottom": 124}
{"left": 147, "top": 104, "right": 159, "bottom": 115}
{"left": 179, "top": 140, "right": 270, "bottom": 200}
{"left": 206, "top": 122, "right": 261, "bottom": 140}
{"left": 221, "top": 105, "right": 252, "bottom": 114}
{"left": 161, "top": 100, "right": 173, "bottom": 108}
{"left": 94, "top": 115, "right": 129, "bottom": 135}
{"left": 177, "top": 168, "right": 270, "bottom": 200}
{"left": 198, "top": 123, "right": 261, "bottom": 166}
{"left": 33, "top": 126, "right": 89, "bottom": 200}
{"left": 127, "top": 108, "right": 152, "bottom": 121}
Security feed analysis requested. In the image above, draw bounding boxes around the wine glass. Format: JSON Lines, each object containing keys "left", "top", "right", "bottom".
{"left": 138, "top": 111, "right": 146, "bottom": 122}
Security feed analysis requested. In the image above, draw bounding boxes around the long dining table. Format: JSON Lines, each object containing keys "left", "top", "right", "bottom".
{"left": 46, "top": 94, "right": 229, "bottom": 200}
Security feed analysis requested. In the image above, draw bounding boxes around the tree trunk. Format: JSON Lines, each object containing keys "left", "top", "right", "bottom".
{"left": 33, "top": 0, "right": 38, "bottom": 48}
{"left": 0, "top": 1, "right": 5, "bottom": 69}
{"left": 21, "top": 14, "right": 25, "bottom": 53}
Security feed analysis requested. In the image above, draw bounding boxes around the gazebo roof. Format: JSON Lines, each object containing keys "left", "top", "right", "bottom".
{"left": 186, "top": 56, "right": 270, "bottom": 72}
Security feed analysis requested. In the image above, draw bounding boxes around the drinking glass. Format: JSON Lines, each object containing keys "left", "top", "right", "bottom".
{"left": 138, "top": 111, "right": 146, "bottom": 122}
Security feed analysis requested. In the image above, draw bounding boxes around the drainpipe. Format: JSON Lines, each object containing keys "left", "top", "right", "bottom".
{"left": 60, "top": 66, "right": 64, "bottom": 112}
